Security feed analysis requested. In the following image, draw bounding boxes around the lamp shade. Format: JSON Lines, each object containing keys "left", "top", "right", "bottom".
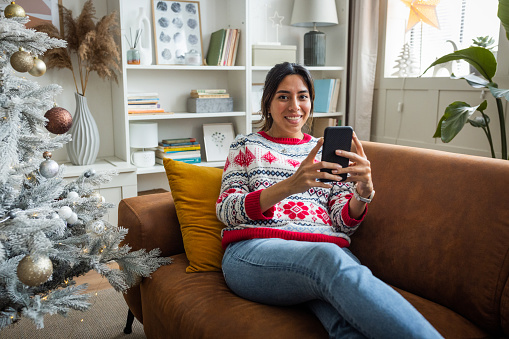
{"left": 129, "top": 122, "right": 158, "bottom": 148}
{"left": 291, "top": 0, "right": 339, "bottom": 27}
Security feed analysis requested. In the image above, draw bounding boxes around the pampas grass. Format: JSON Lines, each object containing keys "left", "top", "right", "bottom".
{"left": 35, "top": 0, "right": 120, "bottom": 96}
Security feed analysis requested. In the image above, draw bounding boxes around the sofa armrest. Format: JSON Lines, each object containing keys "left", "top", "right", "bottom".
{"left": 119, "top": 192, "right": 185, "bottom": 257}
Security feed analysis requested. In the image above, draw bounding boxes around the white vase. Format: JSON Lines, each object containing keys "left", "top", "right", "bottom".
{"left": 66, "top": 93, "right": 100, "bottom": 165}
{"left": 136, "top": 7, "right": 152, "bottom": 65}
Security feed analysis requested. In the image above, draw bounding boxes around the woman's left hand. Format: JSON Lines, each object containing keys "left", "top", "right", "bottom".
{"left": 333, "top": 132, "right": 373, "bottom": 198}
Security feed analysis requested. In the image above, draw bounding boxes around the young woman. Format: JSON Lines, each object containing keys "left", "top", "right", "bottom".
{"left": 216, "top": 62, "right": 442, "bottom": 339}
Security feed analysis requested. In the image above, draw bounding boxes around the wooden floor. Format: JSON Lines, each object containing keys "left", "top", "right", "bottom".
{"left": 74, "top": 262, "right": 119, "bottom": 291}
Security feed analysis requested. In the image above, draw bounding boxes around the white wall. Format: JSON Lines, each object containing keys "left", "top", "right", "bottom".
{"left": 36, "top": 0, "right": 115, "bottom": 162}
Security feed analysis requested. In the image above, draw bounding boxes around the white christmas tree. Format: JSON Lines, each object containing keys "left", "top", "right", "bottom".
{"left": 0, "top": 2, "right": 169, "bottom": 330}
{"left": 392, "top": 42, "right": 418, "bottom": 77}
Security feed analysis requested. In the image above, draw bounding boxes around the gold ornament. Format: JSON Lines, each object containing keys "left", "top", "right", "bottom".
{"left": 4, "top": 2, "right": 26, "bottom": 18}
{"left": 10, "top": 48, "right": 33, "bottom": 73}
{"left": 17, "top": 255, "right": 53, "bottom": 286}
{"left": 28, "top": 56, "right": 46, "bottom": 77}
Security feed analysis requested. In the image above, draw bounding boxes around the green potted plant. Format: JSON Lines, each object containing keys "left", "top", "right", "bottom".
{"left": 422, "top": 1, "right": 509, "bottom": 160}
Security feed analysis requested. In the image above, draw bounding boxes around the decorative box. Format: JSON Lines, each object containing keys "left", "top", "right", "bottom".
{"left": 187, "top": 98, "right": 233, "bottom": 113}
{"left": 252, "top": 45, "right": 297, "bottom": 66}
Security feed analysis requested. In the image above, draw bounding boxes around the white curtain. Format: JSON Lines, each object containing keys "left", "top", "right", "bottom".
{"left": 348, "top": 0, "right": 379, "bottom": 140}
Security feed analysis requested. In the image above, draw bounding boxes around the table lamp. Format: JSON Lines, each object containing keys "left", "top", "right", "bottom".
{"left": 129, "top": 122, "right": 158, "bottom": 167}
{"left": 291, "top": 0, "right": 339, "bottom": 66}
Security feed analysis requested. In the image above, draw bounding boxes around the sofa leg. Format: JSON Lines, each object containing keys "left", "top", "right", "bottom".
{"left": 123, "top": 309, "right": 135, "bottom": 334}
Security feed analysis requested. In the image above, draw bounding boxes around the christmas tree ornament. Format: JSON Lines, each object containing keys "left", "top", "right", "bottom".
{"left": 10, "top": 47, "right": 33, "bottom": 73}
{"left": 28, "top": 56, "right": 46, "bottom": 77}
{"left": 57, "top": 206, "right": 73, "bottom": 220}
{"left": 39, "top": 151, "right": 59, "bottom": 178}
{"left": 67, "top": 212, "right": 78, "bottom": 224}
{"left": 4, "top": 1, "right": 26, "bottom": 18}
{"left": 84, "top": 169, "right": 96, "bottom": 178}
{"left": 67, "top": 191, "right": 79, "bottom": 201}
{"left": 44, "top": 105, "right": 73, "bottom": 134}
{"left": 17, "top": 255, "right": 53, "bottom": 286}
{"left": 86, "top": 220, "right": 106, "bottom": 235}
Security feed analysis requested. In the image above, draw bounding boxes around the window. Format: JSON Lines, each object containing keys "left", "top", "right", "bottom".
{"left": 384, "top": 0, "right": 500, "bottom": 78}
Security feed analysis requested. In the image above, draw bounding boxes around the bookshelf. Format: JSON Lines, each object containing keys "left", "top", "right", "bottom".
{"left": 106, "top": 0, "right": 348, "bottom": 183}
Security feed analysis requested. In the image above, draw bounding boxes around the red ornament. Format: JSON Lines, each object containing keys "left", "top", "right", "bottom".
{"left": 44, "top": 106, "right": 72, "bottom": 134}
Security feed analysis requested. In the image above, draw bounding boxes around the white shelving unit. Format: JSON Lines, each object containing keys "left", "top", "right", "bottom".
{"left": 106, "top": 0, "right": 348, "bottom": 181}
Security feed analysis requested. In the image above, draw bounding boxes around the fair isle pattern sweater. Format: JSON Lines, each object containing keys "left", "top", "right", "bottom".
{"left": 216, "top": 131, "right": 366, "bottom": 249}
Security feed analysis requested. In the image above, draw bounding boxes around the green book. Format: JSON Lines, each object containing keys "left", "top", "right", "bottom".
{"left": 206, "top": 29, "right": 226, "bottom": 66}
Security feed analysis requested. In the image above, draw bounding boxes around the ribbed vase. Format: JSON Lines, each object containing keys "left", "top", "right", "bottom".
{"left": 66, "top": 93, "right": 100, "bottom": 165}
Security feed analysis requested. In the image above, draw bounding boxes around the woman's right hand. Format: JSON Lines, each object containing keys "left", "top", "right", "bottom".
{"left": 286, "top": 138, "right": 343, "bottom": 195}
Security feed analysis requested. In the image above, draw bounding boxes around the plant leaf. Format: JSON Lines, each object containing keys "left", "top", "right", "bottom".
{"left": 451, "top": 73, "right": 489, "bottom": 88}
{"left": 468, "top": 115, "right": 490, "bottom": 128}
{"left": 422, "top": 47, "right": 496, "bottom": 81}
{"left": 433, "top": 115, "right": 446, "bottom": 138}
{"left": 439, "top": 101, "right": 480, "bottom": 143}
{"left": 488, "top": 85, "right": 509, "bottom": 100}
{"left": 498, "top": 0, "right": 509, "bottom": 40}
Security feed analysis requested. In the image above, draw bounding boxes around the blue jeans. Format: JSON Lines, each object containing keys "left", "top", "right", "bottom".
{"left": 222, "top": 239, "right": 443, "bottom": 339}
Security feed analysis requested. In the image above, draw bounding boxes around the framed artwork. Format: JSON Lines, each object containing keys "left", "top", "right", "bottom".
{"left": 1, "top": 0, "right": 63, "bottom": 31}
{"left": 152, "top": 0, "right": 203, "bottom": 65}
{"left": 203, "top": 123, "right": 235, "bottom": 162}
{"left": 251, "top": 83, "right": 264, "bottom": 114}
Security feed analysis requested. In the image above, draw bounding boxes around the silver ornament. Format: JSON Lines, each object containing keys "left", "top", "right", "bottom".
{"left": 39, "top": 159, "right": 59, "bottom": 178}
{"left": 17, "top": 255, "right": 53, "bottom": 286}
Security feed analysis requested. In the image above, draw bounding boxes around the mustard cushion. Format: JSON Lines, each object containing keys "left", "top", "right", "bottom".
{"left": 163, "top": 159, "right": 224, "bottom": 272}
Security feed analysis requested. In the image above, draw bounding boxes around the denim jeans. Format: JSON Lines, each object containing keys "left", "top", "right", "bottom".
{"left": 222, "top": 238, "right": 443, "bottom": 339}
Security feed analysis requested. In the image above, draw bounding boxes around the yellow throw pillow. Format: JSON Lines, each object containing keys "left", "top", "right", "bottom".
{"left": 163, "top": 159, "right": 224, "bottom": 272}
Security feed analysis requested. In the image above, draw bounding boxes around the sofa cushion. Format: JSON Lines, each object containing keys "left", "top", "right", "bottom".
{"left": 163, "top": 159, "right": 224, "bottom": 272}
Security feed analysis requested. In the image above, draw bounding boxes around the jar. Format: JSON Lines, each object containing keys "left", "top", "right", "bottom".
{"left": 185, "top": 49, "right": 202, "bottom": 66}
{"left": 127, "top": 48, "right": 140, "bottom": 65}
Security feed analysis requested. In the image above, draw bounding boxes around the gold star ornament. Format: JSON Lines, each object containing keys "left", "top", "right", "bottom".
{"left": 402, "top": 0, "right": 441, "bottom": 32}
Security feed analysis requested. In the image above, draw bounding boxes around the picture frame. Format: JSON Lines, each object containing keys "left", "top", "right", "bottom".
{"left": 203, "top": 123, "right": 235, "bottom": 162}
{"left": 151, "top": 0, "right": 203, "bottom": 65}
{"left": 1, "top": 0, "right": 63, "bottom": 32}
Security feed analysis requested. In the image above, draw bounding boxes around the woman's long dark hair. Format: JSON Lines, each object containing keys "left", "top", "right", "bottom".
{"left": 258, "top": 62, "right": 315, "bottom": 132}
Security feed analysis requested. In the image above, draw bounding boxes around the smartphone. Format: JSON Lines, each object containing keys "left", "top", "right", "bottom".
{"left": 319, "top": 126, "right": 353, "bottom": 182}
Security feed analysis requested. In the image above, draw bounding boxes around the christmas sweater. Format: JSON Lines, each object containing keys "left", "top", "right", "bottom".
{"left": 216, "top": 131, "right": 366, "bottom": 249}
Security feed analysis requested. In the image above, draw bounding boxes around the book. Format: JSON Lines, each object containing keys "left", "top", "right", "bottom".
{"left": 128, "top": 103, "right": 161, "bottom": 109}
{"left": 161, "top": 137, "right": 196, "bottom": 144}
{"left": 155, "top": 157, "right": 201, "bottom": 165}
{"left": 129, "top": 111, "right": 172, "bottom": 116}
{"left": 191, "top": 89, "right": 227, "bottom": 94}
{"left": 313, "top": 79, "right": 335, "bottom": 113}
{"left": 156, "top": 150, "right": 201, "bottom": 159}
{"left": 206, "top": 29, "right": 226, "bottom": 66}
{"left": 190, "top": 93, "right": 230, "bottom": 98}
{"left": 230, "top": 29, "right": 240, "bottom": 66}
{"left": 329, "top": 79, "right": 341, "bottom": 113}
{"left": 159, "top": 141, "right": 199, "bottom": 147}
{"left": 220, "top": 28, "right": 231, "bottom": 66}
{"left": 127, "top": 92, "right": 158, "bottom": 98}
{"left": 128, "top": 108, "right": 165, "bottom": 113}
{"left": 157, "top": 145, "right": 201, "bottom": 152}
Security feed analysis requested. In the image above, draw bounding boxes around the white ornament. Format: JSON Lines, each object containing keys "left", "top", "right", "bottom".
{"left": 67, "top": 191, "right": 79, "bottom": 201}
{"left": 67, "top": 212, "right": 78, "bottom": 224}
{"left": 58, "top": 206, "right": 72, "bottom": 220}
{"left": 86, "top": 220, "right": 106, "bottom": 235}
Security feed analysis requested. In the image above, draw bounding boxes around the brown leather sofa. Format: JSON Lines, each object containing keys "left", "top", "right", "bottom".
{"left": 119, "top": 141, "right": 509, "bottom": 338}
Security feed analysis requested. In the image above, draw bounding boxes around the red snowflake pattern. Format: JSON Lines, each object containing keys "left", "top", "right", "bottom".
{"left": 262, "top": 151, "right": 277, "bottom": 164}
{"left": 287, "top": 159, "right": 300, "bottom": 168}
{"left": 217, "top": 188, "right": 238, "bottom": 204}
{"left": 282, "top": 201, "right": 309, "bottom": 219}
{"left": 315, "top": 207, "right": 332, "bottom": 225}
{"left": 244, "top": 147, "right": 255, "bottom": 167}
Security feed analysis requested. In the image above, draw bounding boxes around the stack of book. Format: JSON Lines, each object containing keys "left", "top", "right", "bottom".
{"left": 190, "top": 89, "right": 229, "bottom": 99}
{"left": 155, "top": 137, "right": 201, "bottom": 165}
{"left": 128, "top": 92, "right": 165, "bottom": 114}
{"left": 205, "top": 28, "right": 240, "bottom": 66}
{"left": 313, "top": 79, "right": 341, "bottom": 113}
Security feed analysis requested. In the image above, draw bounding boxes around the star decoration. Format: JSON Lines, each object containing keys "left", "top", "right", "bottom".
{"left": 269, "top": 11, "right": 284, "bottom": 27}
{"left": 401, "top": 0, "right": 441, "bottom": 32}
